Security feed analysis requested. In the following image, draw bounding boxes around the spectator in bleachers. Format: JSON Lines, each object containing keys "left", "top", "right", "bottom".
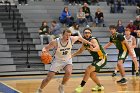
{"left": 116, "top": 0, "right": 123, "bottom": 13}
{"left": 133, "top": 16, "right": 140, "bottom": 29}
{"left": 38, "top": 21, "right": 51, "bottom": 45}
{"left": 125, "top": 0, "right": 136, "bottom": 5}
{"left": 110, "top": 0, "right": 123, "bottom": 13}
{"left": 50, "top": 20, "right": 62, "bottom": 39}
{"left": 136, "top": 2, "right": 140, "bottom": 15}
{"left": 82, "top": 3, "right": 93, "bottom": 22}
{"left": 91, "top": 0, "right": 99, "bottom": 5}
{"left": 82, "top": 0, "right": 90, "bottom": 5}
{"left": 76, "top": 7, "right": 89, "bottom": 27}
{"left": 126, "top": 20, "right": 137, "bottom": 37}
{"left": 18, "top": 0, "right": 28, "bottom": 5}
{"left": 69, "top": 22, "right": 81, "bottom": 36}
{"left": 68, "top": 0, "right": 81, "bottom": 5}
{"left": 94, "top": 8, "right": 105, "bottom": 27}
{"left": 59, "top": 6, "right": 74, "bottom": 27}
{"left": 116, "top": 20, "right": 125, "bottom": 35}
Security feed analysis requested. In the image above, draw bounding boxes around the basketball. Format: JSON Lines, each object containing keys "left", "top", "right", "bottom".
{"left": 40, "top": 51, "right": 52, "bottom": 64}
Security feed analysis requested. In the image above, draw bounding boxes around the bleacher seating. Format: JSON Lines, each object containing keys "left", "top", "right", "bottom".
{"left": 0, "top": 0, "right": 137, "bottom": 75}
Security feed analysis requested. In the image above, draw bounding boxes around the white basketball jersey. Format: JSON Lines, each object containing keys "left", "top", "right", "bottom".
{"left": 54, "top": 38, "right": 72, "bottom": 61}
{"left": 124, "top": 35, "right": 136, "bottom": 57}
{"left": 124, "top": 35, "right": 133, "bottom": 46}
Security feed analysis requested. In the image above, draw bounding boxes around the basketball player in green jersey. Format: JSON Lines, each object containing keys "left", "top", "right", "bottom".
{"left": 112, "top": 28, "right": 139, "bottom": 77}
{"left": 71, "top": 28, "right": 107, "bottom": 92}
{"left": 104, "top": 25, "right": 134, "bottom": 84}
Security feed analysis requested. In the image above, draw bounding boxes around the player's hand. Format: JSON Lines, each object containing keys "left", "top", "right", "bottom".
{"left": 88, "top": 42, "right": 95, "bottom": 47}
{"left": 87, "top": 45, "right": 95, "bottom": 51}
{"left": 42, "top": 47, "right": 47, "bottom": 52}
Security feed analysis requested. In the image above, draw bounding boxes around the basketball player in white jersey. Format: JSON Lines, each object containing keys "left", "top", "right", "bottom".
{"left": 112, "top": 28, "right": 139, "bottom": 77}
{"left": 36, "top": 29, "right": 93, "bottom": 93}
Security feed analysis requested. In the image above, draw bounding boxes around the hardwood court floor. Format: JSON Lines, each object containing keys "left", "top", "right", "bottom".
{"left": 0, "top": 74, "right": 140, "bottom": 93}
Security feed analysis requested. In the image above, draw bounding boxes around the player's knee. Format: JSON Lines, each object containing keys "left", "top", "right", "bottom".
{"left": 87, "top": 65, "right": 95, "bottom": 71}
{"left": 65, "top": 71, "right": 72, "bottom": 76}
{"left": 46, "top": 76, "right": 53, "bottom": 81}
{"left": 117, "top": 62, "right": 122, "bottom": 67}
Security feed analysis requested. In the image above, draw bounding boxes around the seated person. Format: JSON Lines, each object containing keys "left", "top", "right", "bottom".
{"left": 59, "top": 6, "right": 74, "bottom": 27}
{"left": 126, "top": 20, "right": 137, "bottom": 37}
{"left": 136, "top": 2, "right": 140, "bottom": 15}
{"left": 76, "top": 7, "right": 89, "bottom": 27}
{"left": 69, "top": 22, "right": 81, "bottom": 36}
{"left": 133, "top": 16, "right": 140, "bottom": 29}
{"left": 95, "top": 8, "right": 105, "bottom": 27}
{"left": 116, "top": 20, "right": 125, "bottom": 35}
{"left": 38, "top": 20, "right": 51, "bottom": 45}
{"left": 116, "top": 0, "right": 123, "bottom": 13}
{"left": 50, "top": 20, "right": 62, "bottom": 39}
{"left": 82, "top": 3, "right": 93, "bottom": 22}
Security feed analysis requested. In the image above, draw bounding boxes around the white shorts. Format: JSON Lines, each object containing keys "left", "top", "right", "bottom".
{"left": 49, "top": 58, "right": 72, "bottom": 72}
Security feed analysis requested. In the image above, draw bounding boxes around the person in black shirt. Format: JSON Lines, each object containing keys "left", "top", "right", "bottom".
{"left": 39, "top": 21, "right": 51, "bottom": 46}
{"left": 95, "top": 8, "right": 105, "bottom": 27}
{"left": 82, "top": 3, "right": 93, "bottom": 22}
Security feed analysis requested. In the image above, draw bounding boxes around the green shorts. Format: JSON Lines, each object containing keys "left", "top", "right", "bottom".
{"left": 118, "top": 50, "right": 128, "bottom": 61}
{"left": 91, "top": 56, "right": 107, "bottom": 72}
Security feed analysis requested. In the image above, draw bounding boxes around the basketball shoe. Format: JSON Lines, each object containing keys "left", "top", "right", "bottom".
{"left": 75, "top": 85, "right": 84, "bottom": 93}
{"left": 92, "top": 85, "right": 104, "bottom": 91}
{"left": 36, "top": 89, "right": 42, "bottom": 93}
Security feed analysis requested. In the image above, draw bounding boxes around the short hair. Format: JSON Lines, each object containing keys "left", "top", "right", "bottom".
{"left": 52, "top": 20, "right": 57, "bottom": 24}
{"left": 109, "top": 25, "right": 117, "bottom": 30}
{"left": 125, "top": 27, "right": 131, "bottom": 32}
{"left": 83, "top": 28, "right": 92, "bottom": 33}
{"left": 62, "top": 29, "right": 72, "bottom": 35}
{"left": 42, "top": 20, "right": 47, "bottom": 26}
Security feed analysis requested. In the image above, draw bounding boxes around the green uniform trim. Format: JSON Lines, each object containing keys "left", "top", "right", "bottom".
{"left": 83, "top": 37, "right": 107, "bottom": 72}
{"left": 110, "top": 33, "right": 128, "bottom": 61}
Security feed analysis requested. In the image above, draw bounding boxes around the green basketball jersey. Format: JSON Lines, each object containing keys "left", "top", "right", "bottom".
{"left": 110, "top": 32, "right": 127, "bottom": 52}
{"left": 84, "top": 37, "right": 106, "bottom": 60}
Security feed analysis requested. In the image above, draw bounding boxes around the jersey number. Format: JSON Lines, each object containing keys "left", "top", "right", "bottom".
{"left": 62, "top": 51, "right": 68, "bottom": 55}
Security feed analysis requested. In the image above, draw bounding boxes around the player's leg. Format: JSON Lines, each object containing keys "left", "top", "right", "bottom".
{"left": 75, "top": 65, "right": 95, "bottom": 92}
{"left": 116, "top": 51, "right": 128, "bottom": 84}
{"left": 40, "top": 72, "right": 56, "bottom": 89}
{"left": 90, "top": 58, "right": 106, "bottom": 91}
{"left": 58, "top": 64, "right": 72, "bottom": 93}
{"left": 112, "top": 65, "right": 119, "bottom": 77}
{"left": 117, "top": 59, "right": 127, "bottom": 84}
{"left": 36, "top": 71, "right": 56, "bottom": 93}
{"left": 130, "top": 50, "right": 139, "bottom": 76}
{"left": 90, "top": 72, "right": 104, "bottom": 91}
{"left": 62, "top": 64, "right": 73, "bottom": 85}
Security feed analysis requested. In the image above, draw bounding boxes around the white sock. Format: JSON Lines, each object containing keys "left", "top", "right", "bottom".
{"left": 122, "top": 76, "right": 125, "bottom": 79}
{"left": 114, "top": 70, "right": 117, "bottom": 73}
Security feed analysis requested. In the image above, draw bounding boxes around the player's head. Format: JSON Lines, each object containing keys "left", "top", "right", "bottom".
{"left": 62, "top": 29, "right": 72, "bottom": 41}
{"left": 125, "top": 28, "right": 131, "bottom": 36}
{"left": 109, "top": 25, "right": 117, "bottom": 35}
{"left": 83, "top": 28, "right": 92, "bottom": 40}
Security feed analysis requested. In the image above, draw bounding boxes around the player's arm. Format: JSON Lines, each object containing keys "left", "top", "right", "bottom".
{"left": 131, "top": 36, "right": 137, "bottom": 48}
{"left": 42, "top": 40, "right": 56, "bottom": 53}
{"left": 71, "top": 45, "right": 85, "bottom": 58}
{"left": 71, "top": 36, "right": 94, "bottom": 46}
{"left": 87, "top": 39, "right": 100, "bottom": 52}
{"left": 104, "top": 42, "right": 112, "bottom": 49}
